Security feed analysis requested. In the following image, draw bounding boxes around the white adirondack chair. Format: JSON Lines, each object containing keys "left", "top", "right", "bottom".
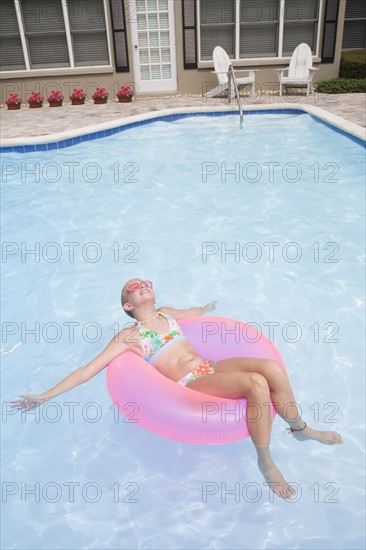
{"left": 205, "top": 46, "right": 258, "bottom": 99}
{"left": 276, "top": 43, "right": 318, "bottom": 96}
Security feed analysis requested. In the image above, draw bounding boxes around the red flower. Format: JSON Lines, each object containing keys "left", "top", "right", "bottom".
{"left": 92, "top": 87, "right": 109, "bottom": 100}
{"left": 69, "top": 88, "right": 86, "bottom": 100}
{"left": 27, "top": 91, "right": 44, "bottom": 103}
{"left": 47, "top": 90, "right": 64, "bottom": 102}
{"left": 117, "top": 85, "right": 134, "bottom": 98}
{"left": 6, "top": 93, "right": 22, "bottom": 105}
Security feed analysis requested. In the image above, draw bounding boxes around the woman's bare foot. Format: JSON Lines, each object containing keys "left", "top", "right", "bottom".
{"left": 289, "top": 423, "right": 343, "bottom": 445}
{"left": 258, "top": 459, "right": 296, "bottom": 500}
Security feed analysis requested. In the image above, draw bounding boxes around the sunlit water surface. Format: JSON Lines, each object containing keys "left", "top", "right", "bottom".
{"left": 1, "top": 114, "right": 365, "bottom": 549}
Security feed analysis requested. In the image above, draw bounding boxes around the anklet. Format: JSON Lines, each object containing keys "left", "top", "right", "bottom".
{"left": 287, "top": 422, "right": 307, "bottom": 434}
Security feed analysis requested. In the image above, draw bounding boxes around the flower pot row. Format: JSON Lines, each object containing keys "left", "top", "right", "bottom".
{"left": 5, "top": 86, "right": 134, "bottom": 110}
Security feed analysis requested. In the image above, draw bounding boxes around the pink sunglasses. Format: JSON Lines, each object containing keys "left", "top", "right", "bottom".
{"left": 125, "top": 280, "right": 153, "bottom": 294}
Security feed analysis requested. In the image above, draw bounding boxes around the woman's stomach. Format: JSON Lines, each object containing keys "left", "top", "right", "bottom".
{"left": 152, "top": 339, "right": 205, "bottom": 382}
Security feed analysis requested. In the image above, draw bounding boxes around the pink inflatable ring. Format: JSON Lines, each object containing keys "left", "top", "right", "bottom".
{"left": 106, "top": 316, "right": 286, "bottom": 444}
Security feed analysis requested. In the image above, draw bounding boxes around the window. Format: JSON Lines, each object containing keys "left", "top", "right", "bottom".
{"left": 0, "top": 0, "right": 26, "bottom": 70}
{"left": 283, "top": 0, "right": 319, "bottom": 55}
{"left": 68, "top": 1, "right": 109, "bottom": 66}
{"left": 240, "top": 0, "right": 279, "bottom": 58}
{"left": 200, "top": 0, "right": 235, "bottom": 60}
{"left": 0, "top": 0, "right": 111, "bottom": 72}
{"left": 342, "top": 0, "right": 366, "bottom": 50}
{"left": 22, "top": 0, "right": 70, "bottom": 69}
{"left": 199, "top": 0, "right": 322, "bottom": 61}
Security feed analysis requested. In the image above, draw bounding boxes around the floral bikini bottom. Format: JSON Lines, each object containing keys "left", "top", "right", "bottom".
{"left": 177, "top": 359, "right": 216, "bottom": 387}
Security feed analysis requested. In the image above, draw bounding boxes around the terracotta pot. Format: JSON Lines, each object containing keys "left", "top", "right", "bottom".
{"left": 70, "top": 98, "right": 85, "bottom": 105}
{"left": 93, "top": 97, "right": 108, "bottom": 104}
{"left": 49, "top": 101, "right": 63, "bottom": 107}
{"left": 28, "top": 102, "right": 43, "bottom": 109}
{"left": 7, "top": 103, "right": 21, "bottom": 110}
{"left": 118, "top": 96, "right": 133, "bottom": 103}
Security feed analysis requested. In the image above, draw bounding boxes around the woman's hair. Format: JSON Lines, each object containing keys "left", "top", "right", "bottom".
{"left": 121, "top": 285, "right": 135, "bottom": 318}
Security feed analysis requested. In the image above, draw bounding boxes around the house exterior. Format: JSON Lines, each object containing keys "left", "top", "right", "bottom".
{"left": 0, "top": 0, "right": 365, "bottom": 103}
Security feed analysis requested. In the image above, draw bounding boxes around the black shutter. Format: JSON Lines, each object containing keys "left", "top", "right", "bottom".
{"left": 182, "top": 0, "right": 197, "bottom": 68}
{"left": 321, "top": 0, "right": 340, "bottom": 63}
{"left": 110, "top": 0, "right": 129, "bottom": 72}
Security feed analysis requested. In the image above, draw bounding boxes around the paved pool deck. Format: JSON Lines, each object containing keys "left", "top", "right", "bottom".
{"left": 1, "top": 92, "right": 365, "bottom": 143}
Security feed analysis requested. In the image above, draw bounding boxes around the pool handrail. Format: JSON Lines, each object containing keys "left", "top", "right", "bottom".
{"left": 228, "top": 64, "right": 244, "bottom": 128}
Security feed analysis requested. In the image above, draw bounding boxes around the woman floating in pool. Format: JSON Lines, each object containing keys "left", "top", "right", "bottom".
{"left": 12, "top": 278, "right": 342, "bottom": 499}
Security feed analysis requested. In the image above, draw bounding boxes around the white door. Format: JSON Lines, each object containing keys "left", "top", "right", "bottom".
{"left": 130, "top": 0, "right": 177, "bottom": 93}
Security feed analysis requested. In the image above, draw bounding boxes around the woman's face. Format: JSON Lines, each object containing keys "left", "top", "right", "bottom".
{"left": 122, "top": 279, "right": 155, "bottom": 314}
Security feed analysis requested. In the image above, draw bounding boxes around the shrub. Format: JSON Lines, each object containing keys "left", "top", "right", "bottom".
{"left": 340, "top": 49, "right": 366, "bottom": 79}
{"left": 315, "top": 78, "right": 366, "bottom": 93}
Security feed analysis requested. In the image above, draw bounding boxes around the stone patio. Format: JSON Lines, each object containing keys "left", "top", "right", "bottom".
{"left": 1, "top": 91, "right": 365, "bottom": 141}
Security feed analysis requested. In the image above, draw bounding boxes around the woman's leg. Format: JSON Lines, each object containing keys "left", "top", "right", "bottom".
{"left": 186, "top": 370, "right": 296, "bottom": 499}
{"left": 214, "top": 357, "right": 342, "bottom": 444}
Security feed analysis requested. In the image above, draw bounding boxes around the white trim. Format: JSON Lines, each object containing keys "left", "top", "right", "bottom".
{"left": 278, "top": 0, "right": 285, "bottom": 58}
{"left": 1, "top": 104, "right": 365, "bottom": 147}
{"left": 235, "top": 0, "right": 240, "bottom": 59}
{"left": 103, "top": 0, "right": 114, "bottom": 71}
{"left": 196, "top": 0, "right": 201, "bottom": 66}
{"left": 0, "top": 66, "right": 114, "bottom": 79}
{"left": 14, "top": 0, "right": 30, "bottom": 70}
{"left": 61, "top": 0, "right": 75, "bottom": 68}
{"left": 198, "top": 56, "right": 321, "bottom": 69}
{"left": 316, "top": 0, "right": 325, "bottom": 58}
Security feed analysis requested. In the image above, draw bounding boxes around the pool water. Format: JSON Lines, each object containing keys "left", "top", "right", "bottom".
{"left": 1, "top": 113, "right": 365, "bottom": 550}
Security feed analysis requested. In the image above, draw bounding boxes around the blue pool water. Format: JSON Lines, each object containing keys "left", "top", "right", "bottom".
{"left": 1, "top": 113, "right": 365, "bottom": 550}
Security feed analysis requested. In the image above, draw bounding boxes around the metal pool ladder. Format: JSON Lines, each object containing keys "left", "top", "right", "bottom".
{"left": 228, "top": 65, "right": 244, "bottom": 128}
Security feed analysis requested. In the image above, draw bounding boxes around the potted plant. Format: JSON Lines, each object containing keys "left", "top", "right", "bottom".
{"left": 117, "top": 85, "right": 134, "bottom": 103}
{"left": 69, "top": 88, "right": 87, "bottom": 105}
{"left": 47, "top": 89, "right": 64, "bottom": 107}
{"left": 92, "top": 87, "right": 109, "bottom": 104}
{"left": 27, "top": 91, "right": 44, "bottom": 109}
{"left": 6, "top": 92, "right": 22, "bottom": 110}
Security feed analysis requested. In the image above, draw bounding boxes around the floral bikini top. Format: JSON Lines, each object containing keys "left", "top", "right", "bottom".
{"left": 136, "top": 312, "right": 187, "bottom": 364}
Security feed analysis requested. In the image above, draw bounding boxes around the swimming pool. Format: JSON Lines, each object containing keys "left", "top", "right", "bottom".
{"left": 1, "top": 112, "right": 365, "bottom": 549}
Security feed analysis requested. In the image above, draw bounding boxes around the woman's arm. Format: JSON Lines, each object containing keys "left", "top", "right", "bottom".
{"left": 158, "top": 301, "right": 217, "bottom": 320}
{"left": 11, "top": 331, "right": 129, "bottom": 411}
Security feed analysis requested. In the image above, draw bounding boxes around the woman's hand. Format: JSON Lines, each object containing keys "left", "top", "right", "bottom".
{"left": 204, "top": 300, "right": 217, "bottom": 313}
{"left": 11, "top": 394, "right": 49, "bottom": 411}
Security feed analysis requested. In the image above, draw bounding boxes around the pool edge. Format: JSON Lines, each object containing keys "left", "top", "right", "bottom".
{"left": 0, "top": 103, "right": 365, "bottom": 152}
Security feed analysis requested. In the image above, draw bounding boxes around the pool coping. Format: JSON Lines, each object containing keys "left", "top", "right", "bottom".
{"left": 0, "top": 102, "right": 365, "bottom": 152}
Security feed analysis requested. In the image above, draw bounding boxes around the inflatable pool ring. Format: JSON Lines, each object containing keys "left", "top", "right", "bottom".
{"left": 106, "top": 316, "right": 286, "bottom": 445}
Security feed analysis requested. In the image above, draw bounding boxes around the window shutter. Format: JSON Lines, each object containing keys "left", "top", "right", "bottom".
{"left": 110, "top": 0, "right": 129, "bottom": 72}
{"left": 182, "top": 0, "right": 197, "bottom": 68}
{"left": 0, "top": 0, "right": 26, "bottom": 70}
{"left": 68, "top": 0, "right": 110, "bottom": 66}
{"left": 321, "top": 0, "right": 340, "bottom": 62}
